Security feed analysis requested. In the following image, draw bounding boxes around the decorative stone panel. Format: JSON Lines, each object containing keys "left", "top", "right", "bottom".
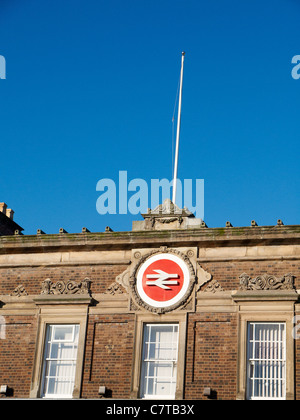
{"left": 40, "top": 278, "right": 92, "bottom": 295}
{"left": 239, "top": 273, "right": 295, "bottom": 291}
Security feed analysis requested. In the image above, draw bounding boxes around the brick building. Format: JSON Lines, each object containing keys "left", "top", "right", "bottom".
{"left": 0, "top": 199, "right": 299, "bottom": 400}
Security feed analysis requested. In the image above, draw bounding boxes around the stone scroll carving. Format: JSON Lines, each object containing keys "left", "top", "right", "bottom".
{"left": 115, "top": 268, "right": 130, "bottom": 294}
{"left": 10, "top": 285, "right": 28, "bottom": 297}
{"left": 41, "top": 278, "right": 92, "bottom": 295}
{"left": 203, "top": 279, "right": 224, "bottom": 293}
{"left": 196, "top": 263, "right": 212, "bottom": 291}
{"left": 239, "top": 273, "right": 295, "bottom": 291}
{"left": 104, "top": 281, "right": 125, "bottom": 295}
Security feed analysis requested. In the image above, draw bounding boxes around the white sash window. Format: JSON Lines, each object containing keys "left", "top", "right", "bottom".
{"left": 140, "top": 324, "right": 179, "bottom": 399}
{"left": 246, "top": 322, "right": 286, "bottom": 400}
{"left": 41, "top": 324, "right": 80, "bottom": 398}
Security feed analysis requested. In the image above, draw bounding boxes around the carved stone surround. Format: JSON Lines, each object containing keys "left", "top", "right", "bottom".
{"left": 131, "top": 247, "right": 196, "bottom": 314}
{"left": 114, "top": 246, "right": 217, "bottom": 314}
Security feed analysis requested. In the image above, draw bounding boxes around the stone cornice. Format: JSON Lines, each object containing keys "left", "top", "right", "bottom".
{"left": 33, "top": 294, "right": 93, "bottom": 305}
{"left": 0, "top": 224, "right": 299, "bottom": 254}
{"left": 231, "top": 290, "right": 299, "bottom": 302}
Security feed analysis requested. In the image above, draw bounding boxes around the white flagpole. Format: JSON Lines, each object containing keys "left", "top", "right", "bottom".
{"left": 172, "top": 51, "right": 185, "bottom": 205}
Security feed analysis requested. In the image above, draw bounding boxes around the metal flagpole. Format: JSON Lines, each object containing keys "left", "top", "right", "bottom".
{"left": 172, "top": 51, "right": 185, "bottom": 205}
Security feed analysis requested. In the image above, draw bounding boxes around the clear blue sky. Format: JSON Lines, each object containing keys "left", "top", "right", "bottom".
{"left": 0, "top": 0, "right": 299, "bottom": 234}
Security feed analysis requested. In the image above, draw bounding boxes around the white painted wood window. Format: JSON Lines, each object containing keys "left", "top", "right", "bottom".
{"left": 140, "top": 324, "right": 179, "bottom": 399}
{"left": 246, "top": 322, "right": 286, "bottom": 400}
{"left": 41, "top": 324, "right": 80, "bottom": 398}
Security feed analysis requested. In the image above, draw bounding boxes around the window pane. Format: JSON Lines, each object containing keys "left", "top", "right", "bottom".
{"left": 53, "top": 325, "right": 75, "bottom": 341}
{"left": 45, "top": 377, "right": 56, "bottom": 395}
{"left": 148, "top": 361, "right": 173, "bottom": 378}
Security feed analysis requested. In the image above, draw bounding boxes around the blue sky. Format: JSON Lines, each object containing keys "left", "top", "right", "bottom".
{"left": 0, "top": 0, "right": 299, "bottom": 234}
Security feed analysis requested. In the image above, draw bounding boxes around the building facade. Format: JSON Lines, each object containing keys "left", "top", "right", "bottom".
{"left": 0, "top": 200, "right": 299, "bottom": 400}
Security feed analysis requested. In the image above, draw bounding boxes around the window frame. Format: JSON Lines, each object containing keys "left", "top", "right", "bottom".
{"left": 236, "top": 310, "right": 295, "bottom": 400}
{"left": 131, "top": 313, "right": 187, "bottom": 400}
{"left": 30, "top": 296, "right": 90, "bottom": 399}
{"left": 140, "top": 323, "right": 179, "bottom": 399}
{"left": 40, "top": 324, "right": 81, "bottom": 399}
{"left": 246, "top": 321, "right": 286, "bottom": 400}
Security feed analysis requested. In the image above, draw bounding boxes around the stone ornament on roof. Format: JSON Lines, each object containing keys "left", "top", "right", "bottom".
{"left": 132, "top": 198, "right": 203, "bottom": 231}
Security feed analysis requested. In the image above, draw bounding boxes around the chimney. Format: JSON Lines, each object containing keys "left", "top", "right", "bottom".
{"left": 0, "top": 203, "right": 7, "bottom": 214}
{"left": 6, "top": 209, "right": 14, "bottom": 220}
{"left": 0, "top": 202, "right": 23, "bottom": 235}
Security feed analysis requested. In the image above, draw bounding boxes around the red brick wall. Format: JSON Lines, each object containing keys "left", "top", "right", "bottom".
{"left": 0, "top": 257, "right": 299, "bottom": 399}
{"left": 200, "top": 260, "right": 300, "bottom": 290}
{"left": 0, "top": 315, "right": 36, "bottom": 398}
{"left": 0, "top": 264, "right": 129, "bottom": 296}
{"left": 185, "top": 313, "right": 238, "bottom": 400}
{"left": 81, "top": 314, "right": 135, "bottom": 399}
{"left": 1, "top": 260, "right": 298, "bottom": 296}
